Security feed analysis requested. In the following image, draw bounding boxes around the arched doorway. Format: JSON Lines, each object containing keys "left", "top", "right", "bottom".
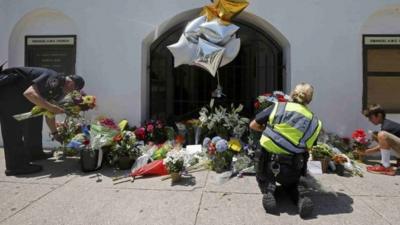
{"left": 149, "top": 19, "right": 283, "bottom": 122}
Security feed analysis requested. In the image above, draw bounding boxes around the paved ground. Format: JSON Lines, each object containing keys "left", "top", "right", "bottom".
{"left": 0, "top": 149, "right": 399, "bottom": 225}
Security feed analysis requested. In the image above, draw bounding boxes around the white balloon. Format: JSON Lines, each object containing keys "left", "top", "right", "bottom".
{"left": 220, "top": 37, "right": 241, "bottom": 67}
{"left": 184, "top": 16, "right": 207, "bottom": 44}
{"left": 167, "top": 34, "right": 197, "bottom": 67}
{"left": 200, "top": 19, "right": 239, "bottom": 45}
{"left": 193, "top": 38, "right": 225, "bottom": 77}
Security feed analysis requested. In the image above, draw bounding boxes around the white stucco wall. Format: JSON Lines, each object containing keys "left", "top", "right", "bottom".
{"left": 1, "top": 0, "right": 400, "bottom": 147}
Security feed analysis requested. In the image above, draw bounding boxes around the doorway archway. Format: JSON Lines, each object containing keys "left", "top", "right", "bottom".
{"left": 150, "top": 16, "right": 285, "bottom": 121}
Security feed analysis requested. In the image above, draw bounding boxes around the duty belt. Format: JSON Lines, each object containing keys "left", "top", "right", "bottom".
{"left": 268, "top": 153, "right": 305, "bottom": 177}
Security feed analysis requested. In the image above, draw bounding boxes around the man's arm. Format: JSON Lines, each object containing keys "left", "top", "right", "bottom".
{"left": 23, "top": 85, "right": 64, "bottom": 114}
{"left": 45, "top": 116, "right": 57, "bottom": 134}
{"left": 363, "top": 145, "right": 380, "bottom": 155}
{"left": 249, "top": 120, "right": 265, "bottom": 132}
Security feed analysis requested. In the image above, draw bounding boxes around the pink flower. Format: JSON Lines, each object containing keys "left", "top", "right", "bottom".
{"left": 147, "top": 124, "right": 154, "bottom": 133}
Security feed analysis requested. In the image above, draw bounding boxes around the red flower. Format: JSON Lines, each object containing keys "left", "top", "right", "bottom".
{"left": 135, "top": 127, "right": 146, "bottom": 140}
{"left": 254, "top": 101, "right": 260, "bottom": 109}
{"left": 352, "top": 129, "right": 367, "bottom": 144}
{"left": 113, "top": 134, "right": 123, "bottom": 142}
{"left": 277, "top": 95, "right": 287, "bottom": 102}
{"left": 208, "top": 143, "right": 216, "bottom": 155}
{"left": 175, "top": 135, "right": 185, "bottom": 144}
{"left": 83, "top": 139, "right": 90, "bottom": 145}
{"left": 100, "top": 118, "right": 119, "bottom": 130}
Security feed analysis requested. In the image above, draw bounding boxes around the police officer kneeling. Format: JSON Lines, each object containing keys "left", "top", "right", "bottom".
{"left": 0, "top": 67, "right": 84, "bottom": 176}
{"left": 249, "top": 83, "right": 322, "bottom": 218}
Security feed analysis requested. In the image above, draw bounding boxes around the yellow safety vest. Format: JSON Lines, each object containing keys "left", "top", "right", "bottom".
{"left": 260, "top": 102, "right": 322, "bottom": 155}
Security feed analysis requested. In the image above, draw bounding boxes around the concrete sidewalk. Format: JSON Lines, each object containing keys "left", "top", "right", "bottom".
{"left": 0, "top": 149, "right": 399, "bottom": 225}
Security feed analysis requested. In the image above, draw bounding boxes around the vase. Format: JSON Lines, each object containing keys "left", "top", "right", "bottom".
{"left": 312, "top": 157, "right": 329, "bottom": 173}
{"left": 170, "top": 172, "right": 181, "bottom": 183}
{"left": 118, "top": 156, "right": 135, "bottom": 170}
{"left": 336, "top": 164, "right": 345, "bottom": 176}
{"left": 80, "top": 149, "right": 100, "bottom": 172}
{"left": 353, "top": 148, "right": 365, "bottom": 162}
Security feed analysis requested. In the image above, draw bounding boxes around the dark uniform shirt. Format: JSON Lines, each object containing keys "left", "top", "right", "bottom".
{"left": 0, "top": 67, "right": 65, "bottom": 101}
{"left": 381, "top": 119, "right": 400, "bottom": 138}
{"left": 255, "top": 105, "right": 274, "bottom": 125}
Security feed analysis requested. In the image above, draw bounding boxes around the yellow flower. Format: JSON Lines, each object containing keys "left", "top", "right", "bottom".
{"left": 228, "top": 138, "right": 242, "bottom": 152}
{"left": 82, "top": 95, "right": 96, "bottom": 105}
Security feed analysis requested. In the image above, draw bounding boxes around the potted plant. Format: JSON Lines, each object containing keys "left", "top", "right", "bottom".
{"left": 109, "top": 130, "right": 142, "bottom": 170}
{"left": 351, "top": 129, "right": 370, "bottom": 161}
{"left": 163, "top": 150, "right": 185, "bottom": 183}
{"left": 198, "top": 101, "right": 249, "bottom": 140}
{"left": 311, "top": 143, "right": 333, "bottom": 173}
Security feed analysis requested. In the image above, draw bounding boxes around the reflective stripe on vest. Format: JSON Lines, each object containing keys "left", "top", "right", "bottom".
{"left": 263, "top": 126, "right": 307, "bottom": 154}
{"left": 260, "top": 102, "right": 322, "bottom": 154}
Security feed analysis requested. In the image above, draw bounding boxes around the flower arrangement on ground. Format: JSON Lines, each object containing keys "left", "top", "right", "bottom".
{"left": 163, "top": 150, "right": 185, "bottom": 182}
{"left": 135, "top": 120, "right": 169, "bottom": 144}
{"left": 109, "top": 130, "right": 142, "bottom": 169}
{"left": 351, "top": 129, "right": 370, "bottom": 160}
{"left": 54, "top": 117, "right": 85, "bottom": 156}
{"left": 199, "top": 100, "right": 249, "bottom": 139}
{"left": 203, "top": 136, "right": 234, "bottom": 173}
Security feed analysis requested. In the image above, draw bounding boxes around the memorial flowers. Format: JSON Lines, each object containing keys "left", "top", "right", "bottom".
{"left": 254, "top": 91, "right": 290, "bottom": 113}
{"left": 13, "top": 90, "right": 96, "bottom": 121}
{"left": 198, "top": 101, "right": 249, "bottom": 139}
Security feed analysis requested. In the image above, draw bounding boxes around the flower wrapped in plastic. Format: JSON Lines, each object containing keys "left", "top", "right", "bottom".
{"left": 13, "top": 90, "right": 96, "bottom": 121}
{"left": 89, "top": 117, "right": 120, "bottom": 150}
{"left": 253, "top": 91, "right": 291, "bottom": 113}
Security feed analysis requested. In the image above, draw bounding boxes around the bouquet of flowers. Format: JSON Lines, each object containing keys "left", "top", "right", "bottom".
{"left": 13, "top": 90, "right": 96, "bottom": 121}
{"left": 331, "top": 153, "right": 363, "bottom": 177}
{"left": 203, "top": 136, "right": 233, "bottom": 173}
{"left": 351, "top": 129, "right": 370, "bottom": 160}
{"left": 53, "top": 117, "right": 86, "bottom": 156}
{"left": 254, "top": 91, "right": 291, "bottom": 113}
{"left": 108, "top": 130, "right": 142, "bottom": 168}
{"left": 163, "top": 150, "right": 185, "bottom": 174}
{"left": 351, "top": 129, "right": 369, "bottom": 150}
{"left": 311, "top": 143, "right": 334, "bottom": 160}
{"left": 198, "top": 101, "right": 249, "bottom": 139}
{"left": 90, "top": 117, "right": 120, "bottom": 150}
{"left": 135, "top": 120, "right": 168, "bottom": 144}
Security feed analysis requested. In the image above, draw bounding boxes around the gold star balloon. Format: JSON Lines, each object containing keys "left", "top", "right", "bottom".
{"left": 201, "top": 0, "right": 249, "bottom": 24}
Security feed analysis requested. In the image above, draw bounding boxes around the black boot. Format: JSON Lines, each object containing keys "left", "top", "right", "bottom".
{"left": 262, "top": 183, "right": 278, "bottom": 215}
{"left": 297, "top": 185, "right": 313, "bottom": 218}
{"left": 5, "top": 164, "right": 43, "bottom": 176}
{"left": 298, "top": 196, "right": 313, "bottom": 218}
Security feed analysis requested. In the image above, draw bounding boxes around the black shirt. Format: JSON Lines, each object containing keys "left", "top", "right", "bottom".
{"left": 1, "top": 67, "right": 65, "bottom": 101}
{"left": 381, "top": 119, "right": 400, "bottom": 138}
{"left": 255, "top": 105, "right": 274, "bottom": 125}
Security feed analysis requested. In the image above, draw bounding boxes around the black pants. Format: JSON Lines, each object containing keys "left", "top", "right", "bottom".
{"left": 0, "top": 83, "right": 43, "bottom": 170}
{"left": 256, "top": 149, "right": 306, "bottom": 194}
